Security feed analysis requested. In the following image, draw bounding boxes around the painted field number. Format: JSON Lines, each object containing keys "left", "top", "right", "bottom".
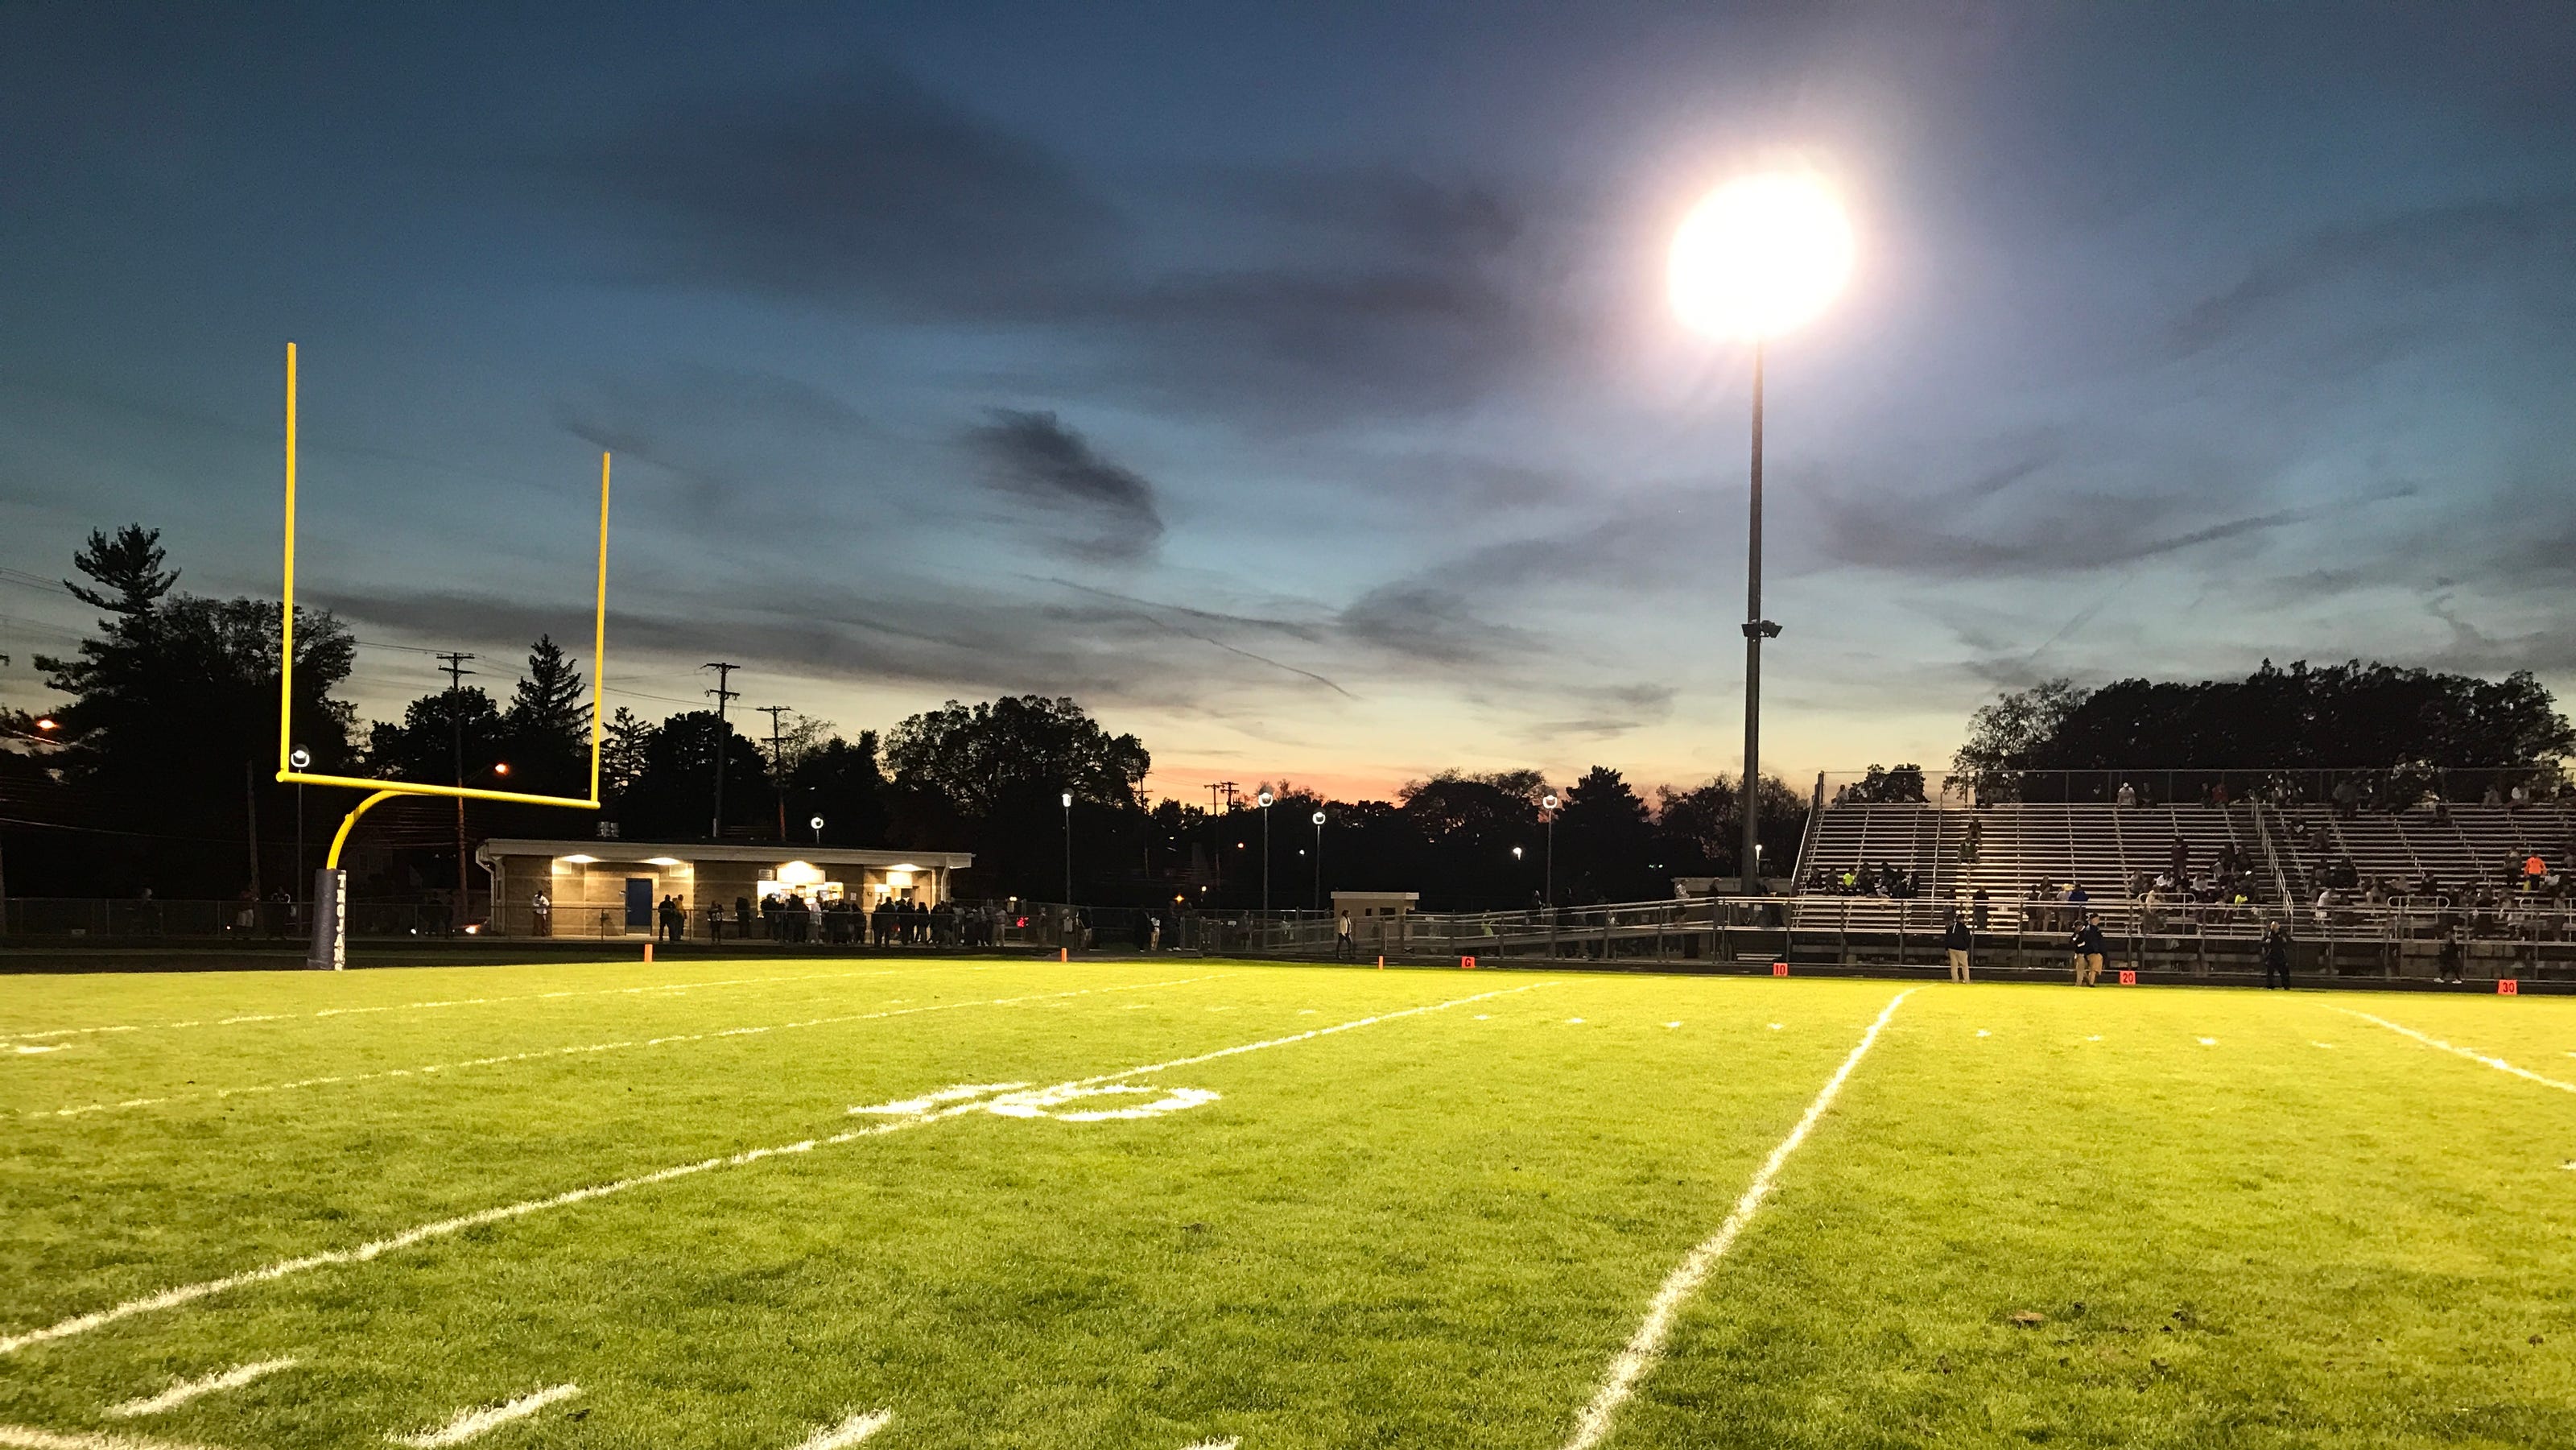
{"left": 2498, "top": 978, "right": 2519, "bottom": 995}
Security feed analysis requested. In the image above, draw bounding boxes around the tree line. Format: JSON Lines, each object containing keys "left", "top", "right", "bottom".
{"left": 1951, "top": 661, "right": 2573, "bottom": 801}
{"left": 2, "top": 524, "right": 1802, "bottom": 907}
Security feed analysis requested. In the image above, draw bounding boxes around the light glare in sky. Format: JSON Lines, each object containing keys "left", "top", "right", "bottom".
{"left": 1670, "top": 172, "right": 1855, "bottom": 339}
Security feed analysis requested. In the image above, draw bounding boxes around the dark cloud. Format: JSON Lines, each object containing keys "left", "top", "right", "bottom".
{"left": 555, "top": 64, "right": 1554, "bottom": 428}
{"left": 1337, "top": 580, "right": 1536, "bottom": 667}
{"left": 312, "top": 576, "right": 1311, "bottom": 720}
{"left": 2173, "top": 193, "right": 2576, "bottom": 357}
{"left": 967, "top": 410, "right": 1163, "bottom": 561}
{"left": 569, "top": 62, "right": 1123, "bottom": 312}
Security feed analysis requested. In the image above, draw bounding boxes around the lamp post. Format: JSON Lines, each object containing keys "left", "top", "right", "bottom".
{"left": 1257, "top": 790, "right": 1274, "bottom": 916}
{"left": 809, "top": 814, "right": 824, "bottom": 848}
{"left": 1670, "top": 171, "right": 1852, "bottom": 895}
{"left": 288, "top": 746, "right": 312, "bottom": 910}
{"left": 1311, "top": 809, "right": 1326, "bottom": 912}
{"left": 1061, "top": 791, "right": 1074, "bottom": 905}
{"left": 1540, "top": 791, "right": 1558, "bottom": 908}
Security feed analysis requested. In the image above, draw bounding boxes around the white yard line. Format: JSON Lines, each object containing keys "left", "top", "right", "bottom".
{"left": 390, "top": 1385, "right": 580, "bottom": 1448}
{"left": 790, "top": 1410, "right": 894, "bottom": 1449}
{"left": 26, "top": 977, "right": 1224, "bottom": 1121}
{"left": 2341, "top": 1010, "right": 2576, "bottom": 1095}
{"left": 0, "top": 964, "right": 971, "bottom": 1045}
{"left": 1, "top": 981, "right": 1546, "bottom": 1357}
{"left": 1560, "top": 989, "right": 1913, "bottom": 1450}
{"left": 107, "top": 1357, "right": 297, "bottom": 1417}
{"left": 0, "top": 1429, "right": 220, "bottom": 1450}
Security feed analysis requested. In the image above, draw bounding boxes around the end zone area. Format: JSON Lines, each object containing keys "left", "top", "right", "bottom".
{"left": 4, "top": 960, "right": 2572, "bottom": 1448}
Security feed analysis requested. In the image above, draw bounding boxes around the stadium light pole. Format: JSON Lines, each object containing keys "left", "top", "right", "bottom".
{"left": 1540, "top": 791, "right": 1558, "bottom": 907}
{"left": 1257, "top": 789, "right": 1274, "bottom": 916}
{"left": 1311, "top": 809, "right": 1326, "bottom": 912}
{"left": 1670, "top": 171, "right": 1853, "bottom": 895}
{"left": 289, "top": 746, "right": 312, "bottom": 909}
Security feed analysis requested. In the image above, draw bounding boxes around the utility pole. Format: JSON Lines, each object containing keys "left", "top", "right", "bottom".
{"left": 758, "top": 704, "right": 792, "bottom": 841}
{"left": 436, "top": 651, "right": 477, "bottom": 921}
{"left": 702, "top": 662, "right": 740, "bottom": 841}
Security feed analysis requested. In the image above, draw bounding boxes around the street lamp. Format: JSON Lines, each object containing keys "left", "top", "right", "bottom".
{"left": 1672, "top": 170, "right": 1852, "bottom": 894}
{"left": 1257, "top": 790, "right": 1274, "bottom": 915}
{"left": 1311, "top": 809, "right": 1326, "bottom": 912}
{"left": 1062, "top": 791, "right": 1075, "bottom": 905}
{"left": 809, "top": 814, "right": 824, "bottom": 847}
{"left": 1540, "top": 791, "right": 1558, "bottom": 908}
{"left": 289, "top": 746, "right": 312, "bottom": 907}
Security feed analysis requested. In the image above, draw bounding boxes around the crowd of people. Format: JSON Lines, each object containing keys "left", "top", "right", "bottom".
{"left": 1804, "top": 860, "right": 1927, "bottom": 898}
{"left": 651, "top": 892, "right": 1006, "bottom": 948}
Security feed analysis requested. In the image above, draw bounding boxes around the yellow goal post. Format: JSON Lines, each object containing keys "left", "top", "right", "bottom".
{"left": 273, "top": 343, "right": 613, "bottom": 963}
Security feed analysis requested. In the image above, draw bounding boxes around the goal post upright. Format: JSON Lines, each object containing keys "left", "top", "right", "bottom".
{"left": 275, "top": 343, "right": 615, "bottom": 967}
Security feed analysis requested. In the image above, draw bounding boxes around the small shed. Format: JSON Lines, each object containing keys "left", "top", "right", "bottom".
{"left": 1331, "top": 890, "right": 1420, "bottom": 949}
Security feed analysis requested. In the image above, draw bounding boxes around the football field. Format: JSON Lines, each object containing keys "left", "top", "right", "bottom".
{"left": 4, "top": 957, "right": 2573, "bottom": 1449}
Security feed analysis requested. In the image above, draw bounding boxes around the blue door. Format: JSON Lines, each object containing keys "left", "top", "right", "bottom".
{"left": 625, "top": 878, "right": 653, "bottom": 930}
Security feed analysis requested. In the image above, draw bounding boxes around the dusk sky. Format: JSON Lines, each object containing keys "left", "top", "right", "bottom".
{"left": 3, "top": 2, "right": 2571, "bottom": 802}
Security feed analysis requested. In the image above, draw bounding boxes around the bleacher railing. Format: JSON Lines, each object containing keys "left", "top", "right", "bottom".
{"left": 1824, "top": 766, "right": 2572, "bottom": 808}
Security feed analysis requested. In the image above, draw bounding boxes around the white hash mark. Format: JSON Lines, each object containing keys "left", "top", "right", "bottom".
{"left": 109, "top": 1358, "right": 298, "bottom": 1418}
{"left": 391, "top": 1384, "right": 580, "bottom": 1448}
{"left": 791, "top": 1409, "right": 893, "bottom": 1449}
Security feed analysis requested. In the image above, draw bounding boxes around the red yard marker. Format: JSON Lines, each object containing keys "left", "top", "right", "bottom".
{"left": 1460, "top": 955, "right": 1476, "bottom": 970}
{"left": 2119, "top": 969, "right": 2136, "bottom": 985}
{"left": 2499, "top": 978, "right": 2519, "bottom": 996}
{"left": 1772, "top": 961, "right": 1789, "bottom": 977}
{"left": 1059, "top": 947, "right": 1068, "bottom": 963}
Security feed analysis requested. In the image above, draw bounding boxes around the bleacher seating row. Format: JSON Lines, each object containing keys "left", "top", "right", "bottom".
{"left": 1794, "top": 799, "right": 2574, "bottom": 919}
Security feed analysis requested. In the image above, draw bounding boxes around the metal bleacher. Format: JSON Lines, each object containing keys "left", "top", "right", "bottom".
{"left": 1794, "top": 796, "right": 2574, "bottom": 927}
{"left": 1795, "top": 801, "right": 2273, "bottom": 921}
{"left": 2265, "top": 802, "right": 2576, "bottom": 899}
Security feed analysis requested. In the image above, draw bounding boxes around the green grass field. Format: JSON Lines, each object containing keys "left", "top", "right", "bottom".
{"left": 4, "top": 957, "right": 2573, "bottom": 1449}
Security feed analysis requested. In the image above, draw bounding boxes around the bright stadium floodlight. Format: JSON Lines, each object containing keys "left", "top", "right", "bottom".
{"left": 275, "top": 341, "right": 614, "bottom": 969}
{"left": 1670, "top": 172, "right": 1852, "bottom": 341}
{"left": 1670, "top": 171, "right": 1852, "bottom": 894}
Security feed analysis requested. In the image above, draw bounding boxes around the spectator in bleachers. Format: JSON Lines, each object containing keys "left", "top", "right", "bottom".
{"left": 2169, "top": 835, "right": 2190, "bottom": 882}
{"left": 1971, "top": 887, "right": 1991, "bottom": 932}
{"left": 2438, "top": 928, "right": 2466, "bottom": 983}
{"left": 2117, "top": 782, "right": 2136, "bottom": 807}
{"left": 2332, "top": 779, "right": 2360, "bottom": 819}
{"left": 1961, "top": 816, "right": 1983, "bottom": 864}
{"left": 2482, "top": 783, "right": 2504, "bottom": 807}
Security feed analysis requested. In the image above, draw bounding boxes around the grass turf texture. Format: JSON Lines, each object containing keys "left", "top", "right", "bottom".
{"left": 1, "top": 960, "right": 2570, "bottom": 1449}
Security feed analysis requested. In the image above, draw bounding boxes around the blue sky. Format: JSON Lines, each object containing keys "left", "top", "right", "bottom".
{"left": 2, "top": 2, "right": 2571, "bottom": 799}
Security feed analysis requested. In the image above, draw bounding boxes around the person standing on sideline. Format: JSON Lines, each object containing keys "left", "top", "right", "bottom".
{"left": 2259, "top": 921, "right": 2291, "bottom": 989}
{"left": 1944, "top": 908, "right": 1972, "bottom": 983}
{"left": 1336, "top": 910, "right": 1355, "bottom": 960}
{"left": 2438, "top": 928, "right": 2466, "bottom": 984}
{"left": 2072, "top": 912, "right": 2108, "bottom": 986}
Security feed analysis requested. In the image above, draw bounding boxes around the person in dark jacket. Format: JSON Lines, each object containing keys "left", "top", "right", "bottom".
{"left": 2072, "top": 913, "right": 2107, "bottom": 985}
{"left": 2259, "top": 921, "right": 2291, "bottom": 989}
{"left": 2437, "top": 929, "right": 2466, "bottom": 984}
{"left": 1944, "top": 909, "right": 1973, "bottom": 982}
